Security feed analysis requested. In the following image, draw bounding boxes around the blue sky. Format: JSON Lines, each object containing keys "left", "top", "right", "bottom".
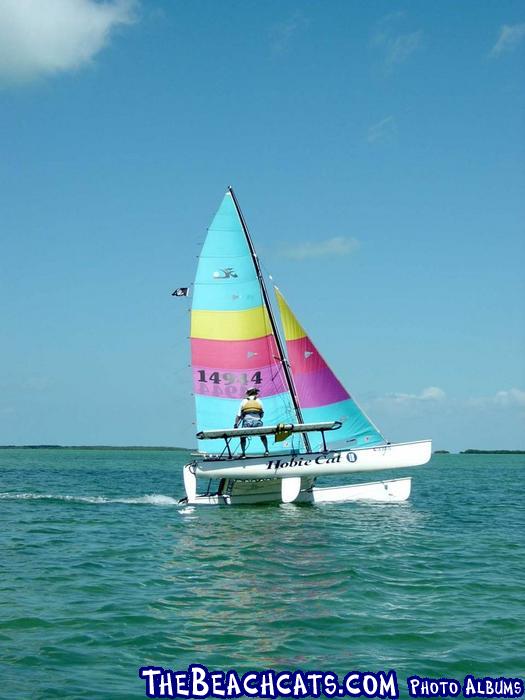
{"left": 1, "top": 0, "right": 523, "bottom": 451}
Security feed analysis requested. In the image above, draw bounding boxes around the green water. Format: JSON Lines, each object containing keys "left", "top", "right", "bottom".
{"left": 1, "top": 450, "right": 524, "bottom": 699}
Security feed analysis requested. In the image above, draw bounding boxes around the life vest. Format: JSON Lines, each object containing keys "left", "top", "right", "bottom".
{"left": 241, "top": 399, "right": 263, "bottom": 415}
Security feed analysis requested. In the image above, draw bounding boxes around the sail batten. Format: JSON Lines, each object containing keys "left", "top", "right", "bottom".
{"left": 275, "top": 287, "right": 386, "bottom": 450}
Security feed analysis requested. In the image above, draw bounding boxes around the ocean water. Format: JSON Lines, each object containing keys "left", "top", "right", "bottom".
{"left": 1, "top": 449, "right": 524, "bottom": 699}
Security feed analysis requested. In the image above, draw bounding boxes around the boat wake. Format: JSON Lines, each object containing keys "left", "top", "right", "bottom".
{"left": 0, "top": 492, "right": 179, "bottom": 506}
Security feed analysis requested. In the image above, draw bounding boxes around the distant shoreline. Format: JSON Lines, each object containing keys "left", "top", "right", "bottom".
{"left": 459, "top": 449, "right": 525, "bottom": 454}
{"left": 1, "top": 445, "right": 523, "bottom": 454}
{"left": 433, "top": 449, "right": 525, "bottom": 455}
{"left": 0, "top": 445, "right": 191, "bottom": 451}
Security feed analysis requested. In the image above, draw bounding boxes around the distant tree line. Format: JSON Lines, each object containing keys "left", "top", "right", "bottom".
{"left": 432, "top": 449, "right": 524, "bottom": 454}
{"left": 460, "top": 449, "right": 525, "bottom": 454}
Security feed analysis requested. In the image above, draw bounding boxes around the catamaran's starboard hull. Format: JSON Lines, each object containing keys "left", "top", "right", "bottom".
{"left": 194, "top": 439, "right": 431, "bottom": 481}
{"left": 182, "top": 476, "right": 412, "bottom": 506}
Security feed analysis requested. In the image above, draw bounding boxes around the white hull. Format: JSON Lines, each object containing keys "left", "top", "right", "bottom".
{"left": 180, "top": 439, "right": 430, "bottom": 505}
{"left": 194, "top": 440, "right": 431, "bottom": 481}
{"left": 181, "top": 475, "right": 412, "bottom": 506}
{"left": 305, "top": 477, "right": 411, "bottom": 503}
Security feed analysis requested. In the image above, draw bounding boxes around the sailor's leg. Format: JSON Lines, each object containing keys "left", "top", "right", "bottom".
{"left": 240, "top": 437, "right": 246, "bottom": 457}
{"left": 261, "top": 435, "right": 269, "bottom": 455}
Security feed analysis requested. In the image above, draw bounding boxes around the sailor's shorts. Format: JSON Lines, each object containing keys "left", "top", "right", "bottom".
{"left": 241, "top": 413, "right": 263, "bottom": 428}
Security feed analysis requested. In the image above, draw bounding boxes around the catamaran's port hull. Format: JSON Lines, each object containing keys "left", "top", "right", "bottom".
{"left": 183, "top": 476, "right": 412, "bottom": 506}
{"left": 194, "top": 439, "right": 431, "bottom": 481}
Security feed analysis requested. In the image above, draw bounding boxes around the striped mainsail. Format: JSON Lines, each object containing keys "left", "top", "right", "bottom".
{"left": 274, "top": 288, "right": 386, "bottom": 451}
{"left": 191, "top": 191, "right": 300, "bottom": 455}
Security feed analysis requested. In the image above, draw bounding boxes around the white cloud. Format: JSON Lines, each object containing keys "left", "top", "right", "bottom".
{"left": 270, "top": 11, "right": 309, "bottom": 55}
{"left": 469, "top": 388, "right": 525, "bottom": 409}
{"left": 374, "top": 387, "right": 525, "bottom": 411}
{"left": 365, "top": 387, "right": 524, "bottom": 451}
{"left": 385, "top": 31, "right": 422, "bottom": 66}
{"left": 0, "top": 0, "right": 136, "bottom": 84}
{"left": 494, "top": 388, "right": 525, "bottom": 406}
{"left": 378, "top": 386, "right": 447, "bottom": 404}
{"left": 490, "top": 23, "right": 525, "bottom": 57}
{"left": 22, "top": 376, "right": 52, "bottom": 392}
{"left": 368, "top": 115, "right": 397, "bottom": 144}
{"left": 372, "top": 13, "right": 423, "bottom": 70}
{"left": 420, "top": 387, "right": 447, "bottom": 401}
{"left": 281, "top": 236, "right": 360, "bottom": 260}
{"left": 0, "top": 376, "right": 52, "bottom": 392}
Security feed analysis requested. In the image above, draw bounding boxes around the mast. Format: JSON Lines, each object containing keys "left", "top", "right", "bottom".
{"left": 228, "top": 186, "right": 312, "bottom": 453}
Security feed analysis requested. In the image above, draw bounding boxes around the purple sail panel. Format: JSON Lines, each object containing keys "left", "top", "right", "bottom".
{"left": 286, "top": 337, "right": 349, "bottom": 407}
{"left": 292, "top": 366, "right": 349, "bottom": 408}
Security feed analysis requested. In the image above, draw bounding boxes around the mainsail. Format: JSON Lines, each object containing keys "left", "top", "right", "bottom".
{"left": 275, "top": 288, "right": 386, "bottom": 451}
{"left": 191, "top": 191, "right": 301, "bottom": 455}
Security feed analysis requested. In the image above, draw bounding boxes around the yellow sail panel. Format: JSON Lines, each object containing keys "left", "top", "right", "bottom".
{"left": 191, "top": 305, "right": 272, "bottom": 341}
{"left": 274, "top": 287, "right": 307, "bottom": 341}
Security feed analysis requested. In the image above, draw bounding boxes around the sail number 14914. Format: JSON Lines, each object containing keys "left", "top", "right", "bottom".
{"left": 197, "top": 370, "right": 262, "bottom": 386}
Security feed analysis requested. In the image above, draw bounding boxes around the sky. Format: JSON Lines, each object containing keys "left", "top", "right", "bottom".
{"left": 0, "top": 0, "right": 524, "bottom": 451}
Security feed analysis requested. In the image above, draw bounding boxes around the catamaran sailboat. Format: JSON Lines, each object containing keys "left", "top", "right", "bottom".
{"left": 180, "top": 187, "right": 431, "bottom": 505}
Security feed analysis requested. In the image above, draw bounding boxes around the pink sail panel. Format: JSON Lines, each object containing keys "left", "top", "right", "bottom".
{"left": 191, "top": 335, "right": 280, "bottom": 370}
{"left": 276, "top": 288, "right": 349, "bottom": 407}
{"left": 286, "top": 335, "right": 349, "bottom": 378}
{"left": 287, "top": 356, "right": 349, "bottom": 408}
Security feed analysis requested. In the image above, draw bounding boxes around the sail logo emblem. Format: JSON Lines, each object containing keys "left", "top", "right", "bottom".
{"left": 304, "top": 351, "right": 313, "bottom": 359}
{"left": 213, "top": 268, "right": 237, "bottom": 279}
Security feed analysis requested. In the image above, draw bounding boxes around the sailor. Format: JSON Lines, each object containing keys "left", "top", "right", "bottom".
{"left": 234, "top": 387, "right": 269, "bottom": 458}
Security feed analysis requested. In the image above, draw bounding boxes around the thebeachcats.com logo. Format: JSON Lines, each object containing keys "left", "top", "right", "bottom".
{"left": 138, "top": 665, "right": 524, "bottom": 699}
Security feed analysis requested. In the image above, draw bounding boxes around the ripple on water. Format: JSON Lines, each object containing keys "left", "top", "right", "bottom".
{"left": 1, "top": 451, "right": 524, "bottom": 697}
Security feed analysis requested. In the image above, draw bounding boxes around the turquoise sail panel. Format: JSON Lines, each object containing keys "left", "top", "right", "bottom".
{"left": 301, "top": 400, "right": 385, "bottom": 451}
{"left": 195, "top": 394, "right": 302, "bottom": 456}
{"left": 192, "top": 256, "right": 261, "bottom": 312}
{"left": 200, "top": 194, "right": 252, "bottom": 259}
{"left": 193, "top": 194, "right": 261, "bottom": 313}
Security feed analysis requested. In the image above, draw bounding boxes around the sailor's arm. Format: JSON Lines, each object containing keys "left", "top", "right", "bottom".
{"left": 234, "top": 399, "right": 246, "bottom": 428}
